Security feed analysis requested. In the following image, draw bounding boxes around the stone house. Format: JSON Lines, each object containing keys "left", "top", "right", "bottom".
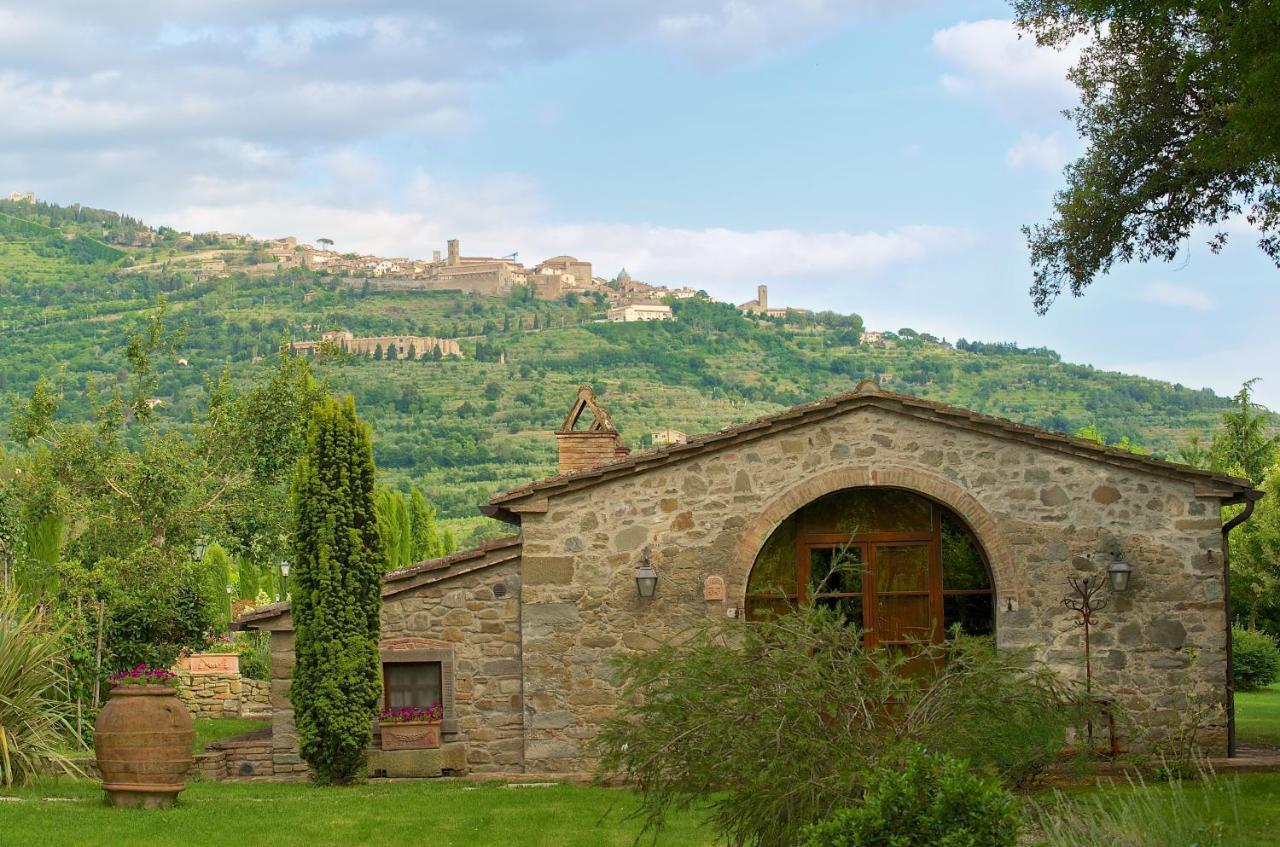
{"left": 237, "top": 382, "right": 1258, "bottom": 778}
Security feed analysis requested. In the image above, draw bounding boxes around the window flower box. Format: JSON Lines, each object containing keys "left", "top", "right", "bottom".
{"left": 379, "top": 704, "right": 443, "bottom": 751}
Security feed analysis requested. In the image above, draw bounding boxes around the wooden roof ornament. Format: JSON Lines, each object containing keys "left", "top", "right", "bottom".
{"left": 559, "top": 385, "right": 618, "bottom": 434}
{"left": 555, "top": 386, "right": 630, "bottom": 474}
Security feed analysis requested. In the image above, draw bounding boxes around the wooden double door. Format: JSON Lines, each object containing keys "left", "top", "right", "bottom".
{"left": 803, "top": 532, "right": 942, "bottom": 647}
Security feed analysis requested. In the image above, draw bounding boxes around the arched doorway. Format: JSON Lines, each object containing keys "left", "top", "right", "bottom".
{"left": 745, "top": 487, "right": 995, "bottom": 646}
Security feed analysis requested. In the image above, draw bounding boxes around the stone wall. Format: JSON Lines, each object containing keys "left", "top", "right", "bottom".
{"left": 265, "top": 557, "right": 523, "bottom": 777}
{"left": 176, "top": 670, "right": 271, "bottom": 720}
{"left": 381, "top": 558, "right": 524, "bottom": 773}
{"left": 517, "top": 404, "right": 1230, "bottom": 772}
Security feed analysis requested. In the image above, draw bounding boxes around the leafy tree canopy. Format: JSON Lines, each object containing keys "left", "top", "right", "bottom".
{"left": 1015, "top": 1, "right": 1280, "bottom": 312}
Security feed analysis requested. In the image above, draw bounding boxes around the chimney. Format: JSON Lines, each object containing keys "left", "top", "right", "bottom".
{"left": 757, "top": 284, "right": 768, "bottom": 311}
{"left": 555, "top": 386, "right": 629, "bottom": 474}
{"left": 447, "top": 239, "right": 460, "bottom": 265}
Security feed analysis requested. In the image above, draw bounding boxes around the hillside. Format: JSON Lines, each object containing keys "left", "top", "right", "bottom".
{"left": 0, "top": 199, "right": 1238, "bottom": 541}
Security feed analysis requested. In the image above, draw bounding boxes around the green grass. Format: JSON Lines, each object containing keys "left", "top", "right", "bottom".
{"left": 193, "top": 718, "right": 270, "bottom": 753}
{"left": 0, "top": 779, "right": 715, "bottom": 847}
{"left": 1236, "top": 682, "right": 1280, "bottom": 746}
{"left": 1040, "top": 773, "right": 1280, "bottom": 846}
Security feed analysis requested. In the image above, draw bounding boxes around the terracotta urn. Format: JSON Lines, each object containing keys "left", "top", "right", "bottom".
{"left": 94, "top": 685, "right": 195, "bottom": 808}
{"left": 380, "top": 720, "right": 442, "bottom": 751}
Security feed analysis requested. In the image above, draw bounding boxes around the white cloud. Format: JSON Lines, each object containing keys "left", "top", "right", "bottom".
{"left": 932, "top": 19, "right": 1083, "bottom": 123}
{"left": 1132, "top": 282, "right": 1215, "bottom": 312}
{"left": 1005, "top": 131, "right": 1073, "bottom": 173}
{"left": 0, "top": 1, "right": 920, "bottom": 217}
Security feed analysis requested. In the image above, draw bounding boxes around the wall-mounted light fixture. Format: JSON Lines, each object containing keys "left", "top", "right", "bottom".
{"left": 1107, "top": 546, "right": 1132, "bottom": 593}
{"left": 635, "top": 546, "right": 659, "bottom": 598}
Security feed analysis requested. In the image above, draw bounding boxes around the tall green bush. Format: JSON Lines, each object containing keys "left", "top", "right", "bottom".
{"left": 290, "top": 396, "right": 384, "bottom": 784}
{"left": 595, "top": 604, "right": 1076, "bottom": 847}
{"left": 798, "top": 747, "right": 1023, "bottom": 847}
{"left": 1232, "top": 625, "right": 1280, "bottom": 691}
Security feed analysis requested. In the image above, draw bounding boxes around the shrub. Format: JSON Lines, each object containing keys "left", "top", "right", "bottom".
{"left": 798, "top": 747, "right": 1023, "bottom": 847}
{"left": 0, "top": 592, "right": 86, "bottom": 786}
{"left": 1232, "top": 625, "right": 1280, "bottom": 691}
{"left": 594, "top": 604, "right": 1076, "bottom": 847}
{"left": 235, "top": 632, "right": 270, "bottom": 682}
{"left": 290, "top": 396, "right": 385, "bottom": 785}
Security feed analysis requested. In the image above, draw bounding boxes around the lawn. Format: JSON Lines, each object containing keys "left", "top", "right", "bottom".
{"left": 1236, "top": 682, "right": 1280, "bottom": 746}
{"left": 193, "top": 718, "right": 270, "bottom": 752}
{"left": 0, "top": 779, "right": 714, "bottom": 847}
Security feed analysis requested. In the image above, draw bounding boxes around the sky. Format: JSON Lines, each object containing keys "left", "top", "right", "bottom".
{"left": 2, "top": 0, "right": 1276, "bottom": 406}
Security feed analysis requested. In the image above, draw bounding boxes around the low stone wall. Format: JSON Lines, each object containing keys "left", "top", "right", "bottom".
{"left": 175, "top": 670, "right": 271, "bottom": 720}
{"left": 197, "top": 738, "right": 275, "bottom": 780}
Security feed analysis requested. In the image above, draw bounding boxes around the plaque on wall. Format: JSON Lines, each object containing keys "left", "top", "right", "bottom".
{"left": 703, "top": 575, "right": 726, "bottom": 602}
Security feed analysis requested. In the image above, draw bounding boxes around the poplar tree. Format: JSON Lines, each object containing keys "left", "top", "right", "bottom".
{"left": 290, "top": 395, "right": 384, "bottom": 785}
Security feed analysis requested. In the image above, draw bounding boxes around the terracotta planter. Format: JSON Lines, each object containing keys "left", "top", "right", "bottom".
{"left": 94, "top": 685, "right": 194, "bottom": 808}
{"left": 176, "top": 652, "right": 240, "bottom": 675}
{"left": 380, "top": 720, "right": 442, "bottom": 751}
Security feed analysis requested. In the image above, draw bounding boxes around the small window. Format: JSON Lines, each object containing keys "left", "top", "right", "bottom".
{"left": 383, "top": 661, "right": 442, "bottom": 711}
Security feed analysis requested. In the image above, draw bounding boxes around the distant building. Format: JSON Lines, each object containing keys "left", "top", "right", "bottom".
{"left": 7, "top": 191, "right": 34, "bottom": 203}
{"left": 738, "top": 284, "right": 801, "bottom": 318}
{"left": 861, "top": 331, "right": 894, "bottom": 348}
{"left": 650, "top": 428, "right": 688, "bottom": 447}
{"left": 291, "top": 330, "right": 463, "bottom": 359}
{"left": 607, "top": 302, "right": 673, "bottom": 322}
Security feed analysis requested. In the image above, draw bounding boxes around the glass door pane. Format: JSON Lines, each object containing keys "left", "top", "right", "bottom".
{"left": 874, "top": 544, "right": 929, "bottom": 592}
{"left": 808, "top": 545, "right": 865, "bottom": 629}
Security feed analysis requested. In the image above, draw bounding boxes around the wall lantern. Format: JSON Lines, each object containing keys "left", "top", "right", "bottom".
{"left": 635, "top": 546, "right": 659, "bottom": 598}
{"left": 1107, "top": 548, "right": 1132, "bottom": 593}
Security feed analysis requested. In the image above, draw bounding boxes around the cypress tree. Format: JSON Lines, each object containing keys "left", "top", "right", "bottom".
{"left": 290, "top": 395, "right": 384, "bottom": 784}
{"left": 409, "top": 488, "right": 443, "bottom": 560}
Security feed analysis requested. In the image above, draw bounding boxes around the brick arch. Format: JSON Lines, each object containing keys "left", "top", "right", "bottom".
{"left": 733, "top": 465, "right": 1023, "bottom": 606}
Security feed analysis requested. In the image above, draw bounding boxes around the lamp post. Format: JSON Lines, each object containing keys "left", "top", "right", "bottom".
{"left": 279, "top": 559, "right": 291, "bottom": 601}
{"left": 225, "top": 582, "right": 234, "bottom": 626}
{"left": 635, "top": 546, "right": 659, "bottom": 599}
{"left": 193, "top": 537, "right": 208, "bottom": 562}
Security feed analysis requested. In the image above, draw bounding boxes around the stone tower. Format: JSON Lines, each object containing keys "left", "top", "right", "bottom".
{"left": 447, "top": 239, "right": 460, "bottom": 266}
{"left": 757, "top": 284, "right": 768, "bottom": 311}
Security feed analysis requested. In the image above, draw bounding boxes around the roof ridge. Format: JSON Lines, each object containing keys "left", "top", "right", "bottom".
{"left": 487, "top": 386, "right": 1255, "bottom": 510}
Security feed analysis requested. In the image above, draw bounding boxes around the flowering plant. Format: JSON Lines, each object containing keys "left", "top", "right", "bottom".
{"left": 379, "top": 703, "right": 443, "bottom": 723}
{"left": 108, "top": 663, "right": 179, "bottom": 688}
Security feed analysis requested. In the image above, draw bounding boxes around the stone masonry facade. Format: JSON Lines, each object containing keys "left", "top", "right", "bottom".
{"left": 260, "top": 555, "right": 523, "bottom": 778}
{"left": 512, "top": 403, "right": 1237, "bottom": 772}
{"left": 243, "top": 385, "right": 1253, "bottom": 778}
